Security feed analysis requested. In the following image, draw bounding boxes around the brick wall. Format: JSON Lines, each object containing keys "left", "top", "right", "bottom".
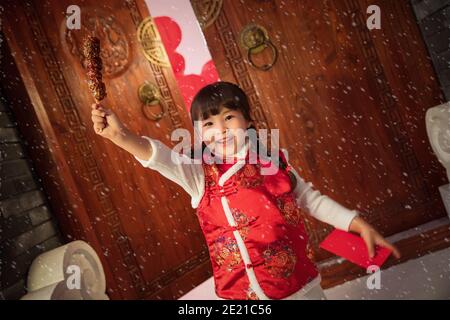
{"left": 412, "top": 0, "right": 450, "bottom": 100}
{"left": 0, "top": 92, "right": 63, "bottom": 300}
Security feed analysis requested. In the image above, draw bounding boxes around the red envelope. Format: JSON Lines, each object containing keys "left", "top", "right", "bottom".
{"left": 319, "top": 229, "right": 392, "bottom": 268}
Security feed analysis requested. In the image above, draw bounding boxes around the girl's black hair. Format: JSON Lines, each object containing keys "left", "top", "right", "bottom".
{"left": 190, "top": 81, "right": 252, "bottom": 123}
{"left": 189, "top": 81, "right": 287, "bottom": 171}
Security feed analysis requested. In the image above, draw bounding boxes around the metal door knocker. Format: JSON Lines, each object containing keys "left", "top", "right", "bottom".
{"left": 239, "top": 24, "right": 278, "bottom": 71}
{"left": 138, "top": 82, "right": 167, "bottom": 121}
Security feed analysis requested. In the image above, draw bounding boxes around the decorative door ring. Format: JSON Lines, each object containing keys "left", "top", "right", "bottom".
{"left": 138, "top": 82, "right": 167, "bottom": 121}
{"left": 239, "top": 24, "right": 278, "bottom": 71}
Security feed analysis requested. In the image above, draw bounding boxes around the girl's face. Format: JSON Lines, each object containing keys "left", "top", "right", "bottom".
{"left": 195, "top": 107, "right": 251, "bottom": 159}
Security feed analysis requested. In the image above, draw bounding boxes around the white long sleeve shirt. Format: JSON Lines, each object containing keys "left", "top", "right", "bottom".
{"left": 133, "top": 136, "right": 358, "bottom": 232}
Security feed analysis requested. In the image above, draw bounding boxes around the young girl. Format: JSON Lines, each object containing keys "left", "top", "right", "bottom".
{"left": 90, "top": 81, "right": 400, "bottom": 300}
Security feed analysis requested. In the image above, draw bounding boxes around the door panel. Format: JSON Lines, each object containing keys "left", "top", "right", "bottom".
{"left": 3, "top": 0, "right": 210, "bottom": 299}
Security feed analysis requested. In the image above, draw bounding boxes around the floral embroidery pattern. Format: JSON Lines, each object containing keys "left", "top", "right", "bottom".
{"left": 213, "top": 236, "right": 242, "bottom": 271}
{"left": 263, "top": 241, "right": 297, "bottom": 278}
{"left": 276, "top": 195, "right": 302, "bottom": 226}
{"left": 243, "top": 164, "right": 257, "bottom": 177}
{"left": 231, "top": 208, "right": 248, "bottom": 224}
{"left": 231, "top": 208, "right": 256, "bottom": 240}
{"left": 306, "top": 242, "right": 315, "bottom": 261}
{"left": 246, "top": 286, "right": 260, "bottom": 300}
{"left": 237, "top": 164, "right": 264, "bottom": 189}
{"left": 204, "top": 164, "right": 218, "bottom": 188}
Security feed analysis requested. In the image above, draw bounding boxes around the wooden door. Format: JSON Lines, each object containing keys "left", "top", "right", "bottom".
{"left": 2, "top": 0, "right": 210, "bottom": 299}
{"left": 194, "top": 0, "right": 449, "bottom": 286}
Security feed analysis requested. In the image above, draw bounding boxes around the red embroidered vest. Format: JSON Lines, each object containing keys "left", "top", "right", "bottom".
{"left": 196, "top": 148, "right": 319, "bottom": 300}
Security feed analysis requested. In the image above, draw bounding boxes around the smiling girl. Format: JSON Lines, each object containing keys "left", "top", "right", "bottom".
{"left": 90, "top": 81, "right": 400, "bottom": 300}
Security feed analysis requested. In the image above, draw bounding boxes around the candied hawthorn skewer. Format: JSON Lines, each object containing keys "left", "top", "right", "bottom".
{"left": 83, "top": 35, "right": 107, "bottom": 132}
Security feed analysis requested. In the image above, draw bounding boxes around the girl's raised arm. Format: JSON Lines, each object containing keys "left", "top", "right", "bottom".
{"left": 132, "top": 136, "right": 204, "bottom": 208}
{"left": 91, "top": 103, "right": 204, "bottom": 208}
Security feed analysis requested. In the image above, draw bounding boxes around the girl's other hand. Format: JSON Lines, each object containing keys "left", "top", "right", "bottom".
{"left": 349, "top": 215, "right": 401, "bottom": 260}
{"left": 360, "top": 225, "right": 401, "bottom": 260}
